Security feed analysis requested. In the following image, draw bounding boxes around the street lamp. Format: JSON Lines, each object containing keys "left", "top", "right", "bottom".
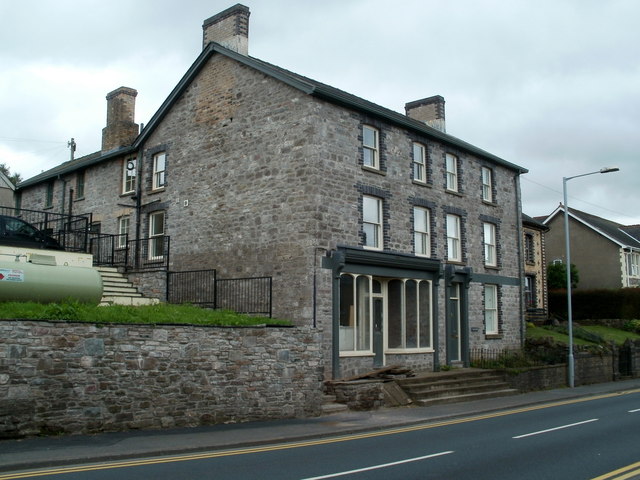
{"left": 563, "top": 166, "right": 619, "bottom": 388}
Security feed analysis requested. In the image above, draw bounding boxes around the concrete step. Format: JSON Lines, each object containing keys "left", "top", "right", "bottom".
{"left": 399, "top": 374, "right": 507, "bottom": 392}
{"left": 321, "top": 394, "right": 349, "bottom": 414}
{"left": 415, "top": 388, "right": 520, "bottom": 407}
{"left": 408, "top": 381, "right": 513, "bottom": 399}
{"left": 102, "top": 285, "right": 142, "bottom": 295}
{"left": 100, "top": 296, "right": 160, "bottom": 307}
{"left": 396, "top": 368, "right": 519, "bottom": 407}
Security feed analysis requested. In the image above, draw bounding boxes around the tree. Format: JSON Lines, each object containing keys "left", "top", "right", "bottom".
{"left": 547, "top": 262, "right": 579, "bottom": 289}
{"left": 0, "top": 163, "right": 22, "bottom": 186}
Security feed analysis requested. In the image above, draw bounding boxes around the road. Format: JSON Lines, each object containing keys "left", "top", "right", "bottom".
{"left": 2, "top": 390, "right": 639, "bottom": 480}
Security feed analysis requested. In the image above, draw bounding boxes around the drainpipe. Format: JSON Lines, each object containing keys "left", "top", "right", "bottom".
{"left": 134, "top": 148, "right": 143, "bottom": 270}
{"left": 514, "top": 173, "right": 525, "bottom": 347}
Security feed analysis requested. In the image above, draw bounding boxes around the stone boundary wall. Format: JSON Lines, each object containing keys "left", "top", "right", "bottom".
{"left": 504, "top": 352, "right": 616, "bottom": 392}
{"left": 0, "top": 320, "right": 324, "bottom": 438}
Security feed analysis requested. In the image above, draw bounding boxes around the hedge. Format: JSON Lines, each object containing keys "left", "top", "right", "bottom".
{"left": 549, "top": 288, "right": 640, "bottom": 320}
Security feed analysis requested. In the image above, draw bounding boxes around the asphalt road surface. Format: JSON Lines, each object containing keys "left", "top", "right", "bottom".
{"left": 2, "top": 390, "right": 639, "bottom": 480}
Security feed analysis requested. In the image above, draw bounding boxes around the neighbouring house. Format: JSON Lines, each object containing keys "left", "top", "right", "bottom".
{"left": 543, "top": 205, "right": 640, "bottom": 289}
{"left": 0, "top": 171, "right": 15, "bottom": 207}
{"left": 12, "top": 4, "right": 529, "bottom": 379}
{"left": 522, "top": 214, "right": 549, "bottom": 323}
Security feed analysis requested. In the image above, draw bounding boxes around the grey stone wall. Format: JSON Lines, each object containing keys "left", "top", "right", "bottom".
{"left": 0, "top": 320, "right": 324, "bottom": 438}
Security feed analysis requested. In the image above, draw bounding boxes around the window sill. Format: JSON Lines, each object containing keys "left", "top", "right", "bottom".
{"left": 339, "top": 351, "right": 374, "bottom": 358}
{"left": 484, "top": 265, "right": 500, "bottom": 271}
{"left": 149, "top": 187, "right": 165, "bottom": 194}
{"left": 482, "top": 200, "right": 498, "bottom": 207}
{"left": 445, "top": 189, "right": 464, "bottom": 197}
{"left": 386, "top": 348, "right": 435, "bottom": 354}
{"left": 74, "top": 197, "right": 85, "bottom": 202}
{"left": 120, "top": 192, "right": 135, "bottom": 198}
{"left": 362, "top": 166, "right": 386, "bottom": 176}
{"left": 446, "top": 260, "right": 465, "bottom": 265}
{"left": 485, "top": 334, "right": 503, "bottom": 340}
{"left": 412, "top": 180, "right": 430, "bottom": 187}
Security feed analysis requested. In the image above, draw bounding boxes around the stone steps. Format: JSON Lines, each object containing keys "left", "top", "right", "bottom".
{"left": 321, "top": 394, "right": 349, "bottom": 414}
{"left": 94, "top": 266, "right": 159, "bottom": 306}
{"left": 396, "top": 368, "right": 519, "bottom": 407}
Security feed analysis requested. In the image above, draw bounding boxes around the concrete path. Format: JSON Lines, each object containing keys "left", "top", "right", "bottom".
{"left": 2, "top": 378, "right": 640, "bottom": 473}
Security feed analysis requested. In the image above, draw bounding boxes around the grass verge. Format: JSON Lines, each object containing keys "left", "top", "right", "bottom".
{"left": 0, "top": 301, "right": 292, "bottom": 327}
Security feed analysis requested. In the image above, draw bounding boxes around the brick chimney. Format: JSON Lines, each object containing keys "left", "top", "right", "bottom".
{"left": 405, "top": 95, "right": 446, "bottom": 133}
{"left": 202, "top": 4, "right": 250, "bottom": 55}
{"left": 101, "top": 87, "right": 139, "bottom": 152}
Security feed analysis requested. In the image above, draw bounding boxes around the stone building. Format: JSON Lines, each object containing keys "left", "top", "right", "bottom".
{"left": 522, "top": 214, "right": 549, "bottom": 323}
{"left": 14, "top": 4, "right": 529, "bottom": 379}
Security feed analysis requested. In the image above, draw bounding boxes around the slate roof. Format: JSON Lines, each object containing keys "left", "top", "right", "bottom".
{"left": 545, "top": 205, "right": 640, "bottom": 250}
{"left": 522, "top": 213, "right": 548, "bottom": 231}
{"left": 18, "top": 42, "right": 527, "bottom": 189}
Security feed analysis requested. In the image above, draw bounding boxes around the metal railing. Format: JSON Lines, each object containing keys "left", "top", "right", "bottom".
{"left": 167, "top": 269, "right": 217, "bottom": 307}
{"left": 90, "top": 233, "right": 129, "bottom": 267}
{"left": 167, "top": 270, "right": 272, "bottom": 317}
{"left": 0, "top": 205, "right": 91, "bottom": 252}
{"left": 125, "top": 236, "right": 171, "bottom": 272}
{"left": 89, "top": 235, "right": 170, "bottom": 272}
{"left": 216, "top": 276, "right": 272, "bottom": 317}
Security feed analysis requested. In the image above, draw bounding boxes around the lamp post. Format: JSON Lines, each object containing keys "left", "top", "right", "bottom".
{"left": 563, "top": 166, "right": 619, "bottom": 388}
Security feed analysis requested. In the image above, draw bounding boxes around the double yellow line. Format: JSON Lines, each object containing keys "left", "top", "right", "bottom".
{"left": 1, "top": 389, "right": 639, "bottom": 479}
{"left": 592, "top": 461, "right": 640, "bottom": 480}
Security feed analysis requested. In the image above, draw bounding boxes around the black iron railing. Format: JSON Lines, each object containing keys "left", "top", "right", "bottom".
{"left": 167, "top": 270, "right": 272, "bottom": 317}
{"left": 167, "top": 269, "right": 217, "bottom": 307}
{"left": 216, "top": 276, "right": 272, "bottom": 317}
{"left": 90, "top": 233, "right": 129, "bottom": 267}
{"left": 0, "top": 205, "right": 91, "bottom": 252}
{"left": 125, "top": 236, "right": 170, "bottom": 272}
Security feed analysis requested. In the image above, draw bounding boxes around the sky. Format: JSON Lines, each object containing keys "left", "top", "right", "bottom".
{"left": 1, "top": 0, "right": 638, "bottom": 224}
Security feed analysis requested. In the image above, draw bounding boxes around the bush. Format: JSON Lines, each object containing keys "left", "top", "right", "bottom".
{"left": 623, "top": 319, "right": 640, "bottom": 334}
{"left": 549, "top": 288, "right": 640, "bottom": 320}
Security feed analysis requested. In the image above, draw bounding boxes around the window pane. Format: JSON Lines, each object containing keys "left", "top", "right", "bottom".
{"left": 447, "top": 214, "right": 461, "bottom": 261}
{"left": 363, "top": 196, "right": 380, "bottom": 223}
{"left": 418, "top": 281, "right": 431, "bottom": 348}
{"left": 363, "top": 126, "right": 378, "bottom": 168}
{"left": 363, "top": 126, "right": 376, "bottom": 148}
{"left": 485, "top": 285, "right": 498, "bottom": 334}
{"left": 414, "top": 207, "right": 429, "bottom": 257}
{"left": 446, "top": 154, "right": 458, "bottom": 191}
{"left": 339, "top": 275, "right": 355, "bottom": 351}
{"left": 387, "top": 280, "right": 403, "bottom": 349}
{"left": 413, "top": 143, "right": 425, "bottom": 181}
{"left": 356, "top": 276, "right": 371, "bottom": 351}
{"left": 363, "top": 196, "right": 381, "bottom": 249}
{"left": 405, "top": 280, "right": 418, "bottom": 348}
{"left": 363, "top": 223, "right": 378, "bottom": 248}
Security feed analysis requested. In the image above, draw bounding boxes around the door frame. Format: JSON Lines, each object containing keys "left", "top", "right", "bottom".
{"left": 444, "top": 265, "right": 472, "bottom": 367}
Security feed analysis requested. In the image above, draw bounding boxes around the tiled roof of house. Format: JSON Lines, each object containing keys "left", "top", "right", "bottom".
{"left": 18, "top": 42, "right": 527, "bottom": 189}
{"left": 621, "top": 225, "right": 640, "bottom": 243}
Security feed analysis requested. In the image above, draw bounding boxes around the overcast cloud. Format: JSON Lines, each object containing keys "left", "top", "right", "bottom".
{"left": 1, "top": 0, "right": 638, "bottom": 224}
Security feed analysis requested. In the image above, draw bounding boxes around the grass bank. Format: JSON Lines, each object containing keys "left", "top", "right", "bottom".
{"left": 0, "top": 301, "right": 292, "bottom": 327}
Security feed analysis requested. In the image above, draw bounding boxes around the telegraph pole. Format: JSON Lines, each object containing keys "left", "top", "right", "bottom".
{"left": 67, "top": 138, "right": 76, "bottom": 161}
